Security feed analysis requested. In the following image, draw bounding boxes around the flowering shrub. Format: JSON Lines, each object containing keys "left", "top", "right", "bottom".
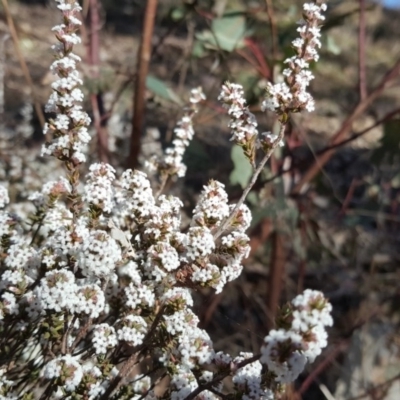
{"left": 0, "top": 0, "right": 331, "bottom": 399}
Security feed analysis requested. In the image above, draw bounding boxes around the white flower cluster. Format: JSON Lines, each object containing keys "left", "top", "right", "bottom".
{"left": 83, "top": 163, "right": 116, "bottom": 214}
{"left": 192, "top": 179, "right": 230, "bottom": 229}
{"left": 79, "top": 230, "right": 122, "bottom": 278}
{"left": 0, "top": 181, "right": 332, "bottom": 397}
{"left": 218, "top": 3, "right": 326, "bottom": 159}
{"left": 218, "top": 82, "right": 258, "bottom": 164}
{"left": 187, "top": 181, "right": 252, "bottom": 293}
{"left": 131, "top": 375, "right": 156, "bottom": 399}
{"left": 116, "top": 314, "right": 147, "bottom": 346}
{"left": 0, "top": 185, "right": 9, "bottom": 209}
{"left": 41, "top": 354, "right": 83, "bottom": 392}
{"left": 0, "top": 0, "right": 332, "bottom": 398}
{"left": 260, "top": 289, "right": 333, "bottom": 383}
{"left": 92, "top": 323, "right": 118, "bottom": 354}
{"left": 0, "top": 176, "right": 254, "bottom": 397}
{"left": 146, "top": 87, "right": 205, "bottom": 178}
{"left": 41, "top": 0, "right": 91, "bottom": 165}
{"left": 232, "top": 353, "right": 274, "bottom": 400}
{"left": 262, "top": 2, "right": 327, "bottom": 115}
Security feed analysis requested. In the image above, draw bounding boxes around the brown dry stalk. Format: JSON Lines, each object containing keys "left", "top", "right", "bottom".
{"left": 1, "top": 0, "right": 45, "bottom": 128}
{"left": 128, "top": 0, "right": 159, "bottom": 169}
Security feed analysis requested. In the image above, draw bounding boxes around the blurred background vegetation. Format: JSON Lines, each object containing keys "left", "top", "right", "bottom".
{"left": 1, "top": 0, "right": 400, "bottom": 398}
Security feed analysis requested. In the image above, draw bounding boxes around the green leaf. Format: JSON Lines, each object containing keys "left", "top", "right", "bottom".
{"left": 326, "top": 35, "right": 341, "bottom": 55}
{"left": 146, "top": 75, "right": 182, "bottom": 105}
{"left": 229, "top": 145, "right": 252, "bottom": 189}
{"left": 212, "top": 15, "right": 247, "bottom": 51}
{"left": 292, "top": 230, "right": 306, "bottom": 260}
{"left": 371, "top": 119, "right": 400, "bottom": 165}
{"left": 246, "top": 191, "right": 258, "bottom": 206}
{"left": 196, "top": 14, "right": 247, "bottom": 52}
{"left": 192, "top": 40, "right": 207, "bottom": 58}
{"left": 171, "top": 6, "right": 185, "bottom": 21}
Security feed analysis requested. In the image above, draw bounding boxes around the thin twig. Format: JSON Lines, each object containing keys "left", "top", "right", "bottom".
{"left": 291, "top": 57, "right": 400, "bottom": 195}
{"left": 214, "top": 123, "right": 286, "bottom": 239}
{"left": 347, "top": 373, "right": 400, "bottom": 400}
{"left": 236, "top": 48, "right": 265, "bottom": 76}
{"left": 61, "top": 313, "right": 68, "bottom": 355}
{"left": 244, "top": 38, "right": 271, "bottom": 79}
{"left": 155, "top": 175, "right": 169, "bottom": 199}
{"left": 318, "top": 106, "right": 400, "bottom": 153}
{"left": 339, "top": 178, "right": 358, "bottom": 217}
{"left": 297, "top": 341, "right": 349, "bottom": 395}
{"left": 1, "top": 0, "right": 45, "bottom": 128}
{"left": 183, "top": 354, "right": 260, "bottom": 400}
{"left": 265, "top": 0, "right": 278, "bottom": 69}
{"left": 30, "top": 210, "right": 47, "bottom": 245}
{"left": 257, "top": 106, "right": 400, "bottom": 189}
{"left": 178, "top": 21, "right": 195, "bottom": 93}
{"left": 128, "top": 0, "right": 159, "bottom": 169}
{"left": 345, "top": 209, "right": 400, "bottom": 223}
{"left": 100, "top": 71, "right": 136, "bottom": 123}
{"left": 358, "top": 0, "right": 367, "bottom": 101}
{"left": 70, "top": 317, "right": 93, "bottom": 353}
{"left": 99, "top": 306, "right": 165, "bottom": 400}
{"left": 297, "top": 308, "right": 380, "bottom": 397}
{"left": 208, "top": 387, "right": 230, "bottom": 399}
{"left": 91, "top": 93, "right": 109, "bottom": 162}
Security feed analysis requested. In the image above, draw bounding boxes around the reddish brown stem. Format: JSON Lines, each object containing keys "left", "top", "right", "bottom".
{"left": 259, "top": 107, "right": 400, "bottom": 188}
{"left": 265, "top": 0, "right": 278, "bottom": 67}
{"left": 318, "top": 107, "right": 400, "bottom": 153}
{"left": 266, "top": 231, "right": 285, "bottom": 329}
{"left": 358, "top": 0, "right": 367, "bottom": 101}
{"left": 99, "top": 306, "right": 165, "bottom": 399}
{"left": 297, "top": 340, "right": 349, "bottom": 395}
{"left": 236, "top": 48, "right": 266, "bottom": 77}
{"left": 89, "top": 0, "right": 100, "bottom": 68}
{"left": 244, "top": 38, "right": 271, "bottom": 79}
{"left": 291, "top": 58, "right": 400, "bottom": 195}
{"left": 91, "top": 93, "right": 109, "bottom": 162}
{"left": 127, "top": 0, "right": 159, "bottom": 169}
{"left": 339, "top": 178, "right": 358, "bottom": 217}
{"left": 89, "top": 0, "right": 109, "bottom": 163}
{"left": 297, "top": 218, "right": 308, "bottom": 294}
